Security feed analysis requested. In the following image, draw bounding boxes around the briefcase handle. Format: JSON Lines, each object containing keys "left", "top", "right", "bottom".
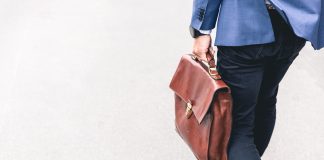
{"left": 191, "top": 47, "right": 222, "bottom": 80}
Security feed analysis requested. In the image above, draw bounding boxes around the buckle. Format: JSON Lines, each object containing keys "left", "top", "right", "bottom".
{"left": 208, "top": 67, "right": 218, "bottom": 76}
{"left": 185, "top": 100, "right": 193, "bottom": 119}
{"left": 209, "top": 67, "right": 222, "bottom": 80}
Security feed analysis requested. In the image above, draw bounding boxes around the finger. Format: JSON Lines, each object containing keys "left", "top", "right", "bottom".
{"left": 193, "top": 47, "right": 207, "bottom": 54}
{"left": 209, "top": 47, "right": 215, "bottom": 56}
{"left": 192, "top": 50, "right": 208, "bottom": 61}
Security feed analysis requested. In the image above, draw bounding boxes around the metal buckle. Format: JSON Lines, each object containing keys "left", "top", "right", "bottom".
{"left": 185, "top": 100, "right": 193, "bottom": 119}
{"left": 209, "top": 67, "right": 222, "bottom": 80}
{"left": 191, "top": 54, "right": 197, "bottom": 60}
{"left": 208, "top": 67, "right": 217, "bottom": 76}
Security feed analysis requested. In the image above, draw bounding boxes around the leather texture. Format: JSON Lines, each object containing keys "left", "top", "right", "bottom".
{"left": 169, "top": 52, "right": 233, "bottom": 160}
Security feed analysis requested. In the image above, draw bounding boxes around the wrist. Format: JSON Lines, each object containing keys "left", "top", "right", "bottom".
{"left": 189, "top": 26, "right": 211, "bottom": 38}
{"left": 194, "top": 35, "right": 211, "bottom": 44}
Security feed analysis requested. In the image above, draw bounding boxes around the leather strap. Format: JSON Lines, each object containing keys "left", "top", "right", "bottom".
{"left": 192, "top": 47, "right": 222, "bottom": 80}
{"left": 206, "top": 47, "right": 216, "bottom": 69}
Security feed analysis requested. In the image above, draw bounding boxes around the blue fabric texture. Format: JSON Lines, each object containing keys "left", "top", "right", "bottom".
{"left": 190, "top": 0, "right": 324, "bottom": 50}
{"left": 270, "top": 0, "right": 323, "bottom": 50}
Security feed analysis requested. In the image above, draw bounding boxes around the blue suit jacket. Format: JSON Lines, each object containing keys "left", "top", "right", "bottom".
{"left": 270, "top": 0, "right": 323, "bottom": 50}
{"left": 190, "top": 0, "right": 324, "bottom": 50}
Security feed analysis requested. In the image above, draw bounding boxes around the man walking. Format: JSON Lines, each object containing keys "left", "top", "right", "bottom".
{"left": 189, "top": 0, "right": 308, "bottom": 159}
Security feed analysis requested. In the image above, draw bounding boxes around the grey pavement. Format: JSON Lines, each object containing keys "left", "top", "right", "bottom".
{"left": 0, "top": 0, "right": 323, "bottom": 160}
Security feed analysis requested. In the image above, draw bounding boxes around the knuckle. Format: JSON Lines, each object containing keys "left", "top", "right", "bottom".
{"left": 200, "top": 48, "right": 208, "bottom": 53}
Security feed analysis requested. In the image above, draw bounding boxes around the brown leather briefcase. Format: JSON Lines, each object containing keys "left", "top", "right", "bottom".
{"left": 169, "top": 49, "right": 233, "bottom": 160}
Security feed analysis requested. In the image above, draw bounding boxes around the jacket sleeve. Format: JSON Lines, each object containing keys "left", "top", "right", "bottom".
{"left": 190, "top": 0, "right": 222, "bottom": 30}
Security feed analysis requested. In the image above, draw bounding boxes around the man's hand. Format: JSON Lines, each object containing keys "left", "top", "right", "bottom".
{"left": 193, "top": 35, "right": 212, "bottom": 61}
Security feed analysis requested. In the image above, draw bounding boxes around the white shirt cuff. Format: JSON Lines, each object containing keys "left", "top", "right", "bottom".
{"left": 198, "top": 29, "right": 212, "bottom": 34}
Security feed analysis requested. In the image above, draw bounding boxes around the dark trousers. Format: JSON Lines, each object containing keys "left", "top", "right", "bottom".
{"left": 216, "top": 9, "right": 306, "bottom": 160}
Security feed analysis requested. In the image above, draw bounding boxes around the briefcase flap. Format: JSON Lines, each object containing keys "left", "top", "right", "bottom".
{"left": 169, "top": 54, "right": 230, "bottom": 124}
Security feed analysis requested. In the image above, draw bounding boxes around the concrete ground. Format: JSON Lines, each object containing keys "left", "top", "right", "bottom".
{"left": 0, "top": 0, "right": 323, "bottom": 159}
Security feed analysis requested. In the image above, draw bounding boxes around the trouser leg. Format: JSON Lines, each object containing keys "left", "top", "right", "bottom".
{"left": 216, "top": 40, "right": 305, "bottom": 159}
{"left": 253, "top": 8, "right": 307, "bottom": 156}
{"left": 216, "top": 45, "right": 266, "bottom": 160}
{"left": 216, "top": 37, "right": 305, "bottom": 160}
{"left": 215, "top": 7, "right": 307, "bottom": 160}
{"left": 253, "top": 59, "right": 293, "bottom": 156}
